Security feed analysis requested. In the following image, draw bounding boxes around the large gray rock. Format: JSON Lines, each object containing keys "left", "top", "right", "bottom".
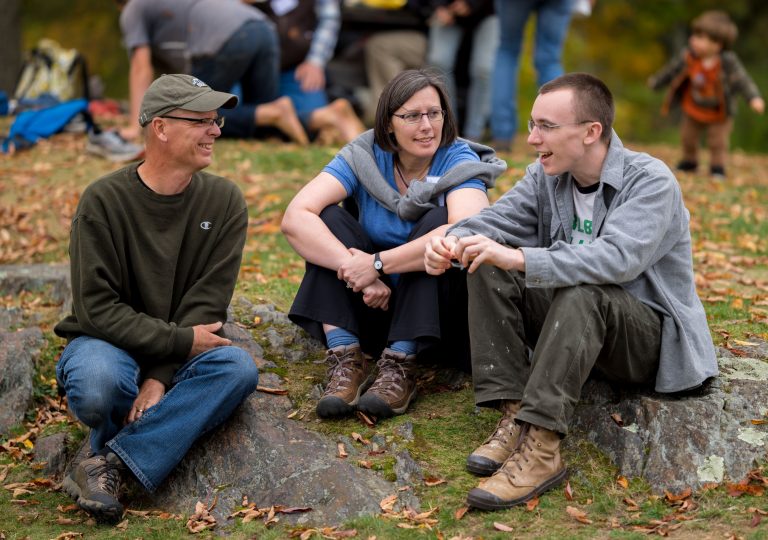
{"left": 0, "top": 327, "right": 44, "bottom": 435}
{"left": 134, "top": 372, "right": 401, "bottom": 525}
{"left": 570, "top": 353, "right": 768, "bottom": 492}
{"left": 0, "top": 263, "right": 71, "bottom": 315}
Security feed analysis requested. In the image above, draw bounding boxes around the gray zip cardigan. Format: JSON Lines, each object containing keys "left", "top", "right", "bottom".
{"left": 449, "top": 131, "right": 718, "bottom": 393}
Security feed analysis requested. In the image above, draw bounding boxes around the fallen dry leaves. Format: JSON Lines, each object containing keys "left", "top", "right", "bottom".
{"left": 229, "top": 501, "right": 312, "bottom": 527}
{"left": 378, "top": 494, "right": 440, "bottom": 532}
{"left": 566, "top": 505, "right": 593, "bottom": 524}
{"left": 186, "top": 500, "right": 217, "bottom": 533}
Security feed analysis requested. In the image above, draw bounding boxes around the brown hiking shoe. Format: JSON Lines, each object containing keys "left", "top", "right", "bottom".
{"left": 467, "top": 422, "right": 567, "bottom": 510}
{"left": 466, "top": 400, "right": 521, "bottom": 476}
{"left": 316, "top": 344, "right": 373, "bottom": 418}
{"left": 62, "top": 451, "right": 125, "bottom": 523}
{"left": 357, "top": 348, "right": 418, "bottom": 418}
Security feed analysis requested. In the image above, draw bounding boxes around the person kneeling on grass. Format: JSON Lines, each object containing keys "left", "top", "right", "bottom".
{"left": 54, "top": 74, "right": 258, "bottom": 522}
{"left": 282, "top": 69, "right": 505, "bottom": 421}
{"left": 425, "top": 72, "right": 717, "bottom": 510}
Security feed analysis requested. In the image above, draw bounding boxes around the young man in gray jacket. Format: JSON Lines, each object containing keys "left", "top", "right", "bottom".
{"left": 424, "top": 72, "right": 717, "bottom": 510}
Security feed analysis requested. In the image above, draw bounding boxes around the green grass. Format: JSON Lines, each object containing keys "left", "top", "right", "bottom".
{"left": 1, "top": 132, "right": 767, "bottom": 538}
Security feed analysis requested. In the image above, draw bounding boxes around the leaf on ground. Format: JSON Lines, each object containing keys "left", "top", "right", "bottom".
{"left": 115, "top": 519, "right": 129, "bottom": 530}
{"left": 337, "top": 442, "right": 348, "bottom": 458}
{"left": 357, "top": 460, "right": 372, "bottom": 469}
{"left": 664, "top": 488, "right": 692, "bottom": 502}
{"left": 623, "top": 497, "right": 641, "bottom": 511}
{"left": 616, "top": 475, "right": 629, "bottom": 489}
{"left": 566, "top": 506, "right": 593, "bottom": 524}
{"left": 726, "top": 483, "right": 764, "bottom": 497}
{"left": 454, "top": 506, "right": 468, "bottom": 520}
{"left": 564, "top": 480, "right": 574, "bottom": 500}
{"left": 56, "top": 517, "right": 79, "bottom": 525}
{"left": 493, "top": 521, "right": 514, "bottom": 531}
{"left": 379, "top": 494, "right": 398, "bottom": 513}
{"left": 351, "top": 432, "right": 370, "bottom": 445}
{"left": 256, "top": 385, "right": 288, "bottom": 395}
{"left": 186, "top": 500, "right": 217, "bottom": 533}
{"left": 53, "top": 533, "right": 82, "bottom": 540}
{"left": 356, "top": 410, "right": 376, "bottom": 427}
{"left": 424, "top": 476, "right": 446, "bottom": 487}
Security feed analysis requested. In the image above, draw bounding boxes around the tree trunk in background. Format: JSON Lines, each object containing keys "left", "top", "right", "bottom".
{"left": 0, "top": 0, "right": 22, "bottom": 95}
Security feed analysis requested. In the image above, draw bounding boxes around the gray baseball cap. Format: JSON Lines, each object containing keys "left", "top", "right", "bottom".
{"left": 139, "top": 74, "right": 238, "bottom": 127}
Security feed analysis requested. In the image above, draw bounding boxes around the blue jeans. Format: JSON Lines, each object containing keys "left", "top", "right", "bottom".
{"left": 490, "top": 0, "right": 572, "bottom": 143}
{"left": 427, "top": 16, "right": 500, "bottom": 140}
{"left": 192, "top": 19, "right": 280, "bottom": 138}
{"left": 56, "top": 336, "right": 259, "bottom": 492}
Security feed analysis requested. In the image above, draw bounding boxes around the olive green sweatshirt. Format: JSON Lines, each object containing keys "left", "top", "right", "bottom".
{"left": 54, "top": 163, "right": 248, "bottom": 386}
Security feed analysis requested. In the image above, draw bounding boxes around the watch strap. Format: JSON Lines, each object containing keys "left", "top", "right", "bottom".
{"left": 373, "top": 252, "right": 385, "bottom": 276}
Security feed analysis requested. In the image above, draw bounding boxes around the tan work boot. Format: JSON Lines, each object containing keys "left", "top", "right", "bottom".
{"left": 357, "top": 348, "right": 418, "bottom": 419}
{"left": 316, "top": 344, "right": 373, "bottom": 418}
{"left": 467, "top": 422, "right": 567, "bottom": 510}
{"left": 466, "top": 400, "right": 521, "bottom": 476}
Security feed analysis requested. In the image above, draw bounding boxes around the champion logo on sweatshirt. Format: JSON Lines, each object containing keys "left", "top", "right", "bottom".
{"left": 200, "top": 221, "right": 213, "bottom": 230}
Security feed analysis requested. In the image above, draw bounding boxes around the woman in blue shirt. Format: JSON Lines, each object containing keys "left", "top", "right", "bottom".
{"left": 282, "top": 69, "right": 505, "bottom": 420}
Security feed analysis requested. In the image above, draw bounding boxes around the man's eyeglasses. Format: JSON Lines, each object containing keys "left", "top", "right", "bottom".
{"left": 527, "top": 119, "right": 592, "bottom": 134}
{"left": 160, "top": 115, "right": 225, "bottom": 128}
{"left": 393, "top": 109, "right": 445, "bottom": 124}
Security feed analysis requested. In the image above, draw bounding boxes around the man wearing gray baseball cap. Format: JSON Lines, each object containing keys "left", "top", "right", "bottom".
{"left": 54, "top": 73, "right": 258, "bottom": 523}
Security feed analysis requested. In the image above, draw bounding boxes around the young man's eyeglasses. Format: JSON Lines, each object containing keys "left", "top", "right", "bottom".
{"left": 160, "top": 115, "right": 225, "bottom": 128}
{"left": 393, "top": 109, "right": 445, "bottom": 124}
{"left": 527, "top": 119, "right": 592, "bottom": 134}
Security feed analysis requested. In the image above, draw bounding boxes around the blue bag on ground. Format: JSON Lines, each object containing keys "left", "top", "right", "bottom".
{"left": 1, "top": 98, "right": 88, "bottom": 153}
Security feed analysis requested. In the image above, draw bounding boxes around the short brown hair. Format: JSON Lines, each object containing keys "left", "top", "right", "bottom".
{"left": 539, "top": 72, "right": 614, "bottom": 144}
{"left": 691, "top": 10, "right": 738, "bottom": 49}
{"left": 374, "top": 69, "right": 458, "bottom": 153}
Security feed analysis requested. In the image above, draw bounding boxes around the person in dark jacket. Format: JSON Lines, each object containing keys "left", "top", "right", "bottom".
{"left": 55, "top": 74, "right": 259, "bottom": 522}
{"left": 648, "top": 10, "right": 763, "bottom": 178}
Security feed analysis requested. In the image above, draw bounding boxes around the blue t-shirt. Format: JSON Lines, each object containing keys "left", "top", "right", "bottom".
{"left": 323, "top": 140, "right": 486, "bottom": 249}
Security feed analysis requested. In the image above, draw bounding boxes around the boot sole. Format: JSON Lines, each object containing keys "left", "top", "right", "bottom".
{"left": 466, "top": 468, "right": 568, "bottom": 511}
{"left": 62, "top": 473, "right": 124, "bottom": 523}
{"left": 316, "top": 373, "right": 374, "bottom": 418}
{"left": 465, "top": 455, "right": 503, "bottom": 476}
{"left": 357, "top": 387, "right": 417, "bottom": 418}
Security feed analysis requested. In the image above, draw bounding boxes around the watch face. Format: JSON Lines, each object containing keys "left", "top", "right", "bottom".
{"left": 374, "top": 260, "right": 383, "bottom": 270}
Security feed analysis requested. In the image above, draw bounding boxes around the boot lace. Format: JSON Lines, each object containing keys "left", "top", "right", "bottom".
{"left": 498, "top": 424, "right": 535, "bottom": 481}
{"left": 86, "top": 457, "right": 122, "bottom": 497}
{"left": 368, "top": 355, "right": 412, "bottom": 399}
{"left": 323, "top": 349, "right": 360, "bottom": 394}
{"left": 484, "top": 416, "right": 517, "bottom": 448}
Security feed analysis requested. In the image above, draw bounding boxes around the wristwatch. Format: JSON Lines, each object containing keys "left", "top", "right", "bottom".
{"left": 373, "top": 252, "right": 385, "bottom": 276}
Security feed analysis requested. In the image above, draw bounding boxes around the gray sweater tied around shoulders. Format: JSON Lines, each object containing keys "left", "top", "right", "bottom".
{"left": 337, "top": 130, "right": 507, "bottom": 221}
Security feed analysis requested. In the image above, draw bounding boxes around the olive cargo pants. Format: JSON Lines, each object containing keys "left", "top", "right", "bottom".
{"left": 467, "top": 265, "right": 662, "bottom": 435}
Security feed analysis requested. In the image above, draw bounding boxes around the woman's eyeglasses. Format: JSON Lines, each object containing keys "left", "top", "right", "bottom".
{"left": 393, "top": 109, "right": 445, "bottom": 124}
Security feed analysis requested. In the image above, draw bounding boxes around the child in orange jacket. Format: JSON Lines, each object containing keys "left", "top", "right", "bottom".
{"left": 648, "top": 10, "right": 763, "bottom": 178}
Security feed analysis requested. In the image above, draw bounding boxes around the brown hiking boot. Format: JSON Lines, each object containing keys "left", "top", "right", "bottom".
{"left": 466, "top": 400, "right": 521, "bottom": 476}
{"left": 357, "top": 348, "right": 418, "bottom": 418}
{"left": 62, "top": 451, "right": 125, "bottom": 523}
{"left": 467, "top": 422, "right": 567, "bottom": 510}
{"left": 316, "top": 344, "right": 373, "bottom": 418}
